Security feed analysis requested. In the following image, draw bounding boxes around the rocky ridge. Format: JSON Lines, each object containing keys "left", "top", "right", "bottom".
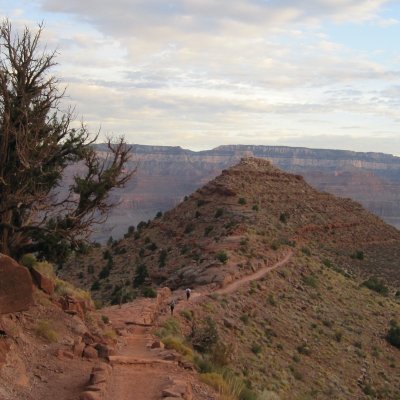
{"left": 86, "top": 144, "right": 400, "bottom": 242}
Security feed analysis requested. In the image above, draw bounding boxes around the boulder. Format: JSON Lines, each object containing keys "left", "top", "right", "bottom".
{"left": 30, "top": 267, "right": 54, "bottom": 295}
{"left": 79, "top": 392, "right": 101, "bottom": 400}
{"left": 0, "top": 253, "right": 33, "bottom": 314}
{"left": 95, "top": 343, "right": 115, "bottom": 358}
{"left": 83, "top": 345, "right": 98, "bottom": 360}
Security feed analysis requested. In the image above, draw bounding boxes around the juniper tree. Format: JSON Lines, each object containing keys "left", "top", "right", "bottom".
{"left": 0, "top": 21, "right": 133, "bottom": 261}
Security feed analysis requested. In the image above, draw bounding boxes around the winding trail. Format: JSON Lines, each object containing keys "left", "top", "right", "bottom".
{"left": 215, "top": 250, "right": 293, "bottom": 295}
{"left": 102, "top": 250, "right": 293, "bottom": 399}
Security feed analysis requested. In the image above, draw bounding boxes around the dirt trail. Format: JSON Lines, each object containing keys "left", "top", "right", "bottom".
{"left": 102, "top": 251, "right": 293, "bottom": 399}
{"left": 215, "top": 250, "right": 293, "bottom": 295}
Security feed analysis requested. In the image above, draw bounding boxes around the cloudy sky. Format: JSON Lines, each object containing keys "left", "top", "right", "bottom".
{"left": 1, "top": 0, "right": 400, "bottom": 154}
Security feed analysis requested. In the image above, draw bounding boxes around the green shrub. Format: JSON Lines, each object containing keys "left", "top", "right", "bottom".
{"left": 217, "top": 251, "right": 228, "bottom": 264}
{"left": 190, "top": 316, "right": 219, "bottom": 353}
{"left": 214, "top": 208, "right": 224, "bottom": 218}
{"left": 387, "top": 321, "right": 400, "bottom": 348}
{"left": 197, "top": 199, "right": 206, "bottom": 207}
{"left": 361, "top": 276, "right": 389, "bottom": 296}
{"left": 351, "top": 250, "right": 364, "bottom": 260}
{"left": 36, "top": 320, "right": 58, "bottom": 342}
{"left": 238, "top": 197, "right": 246, "bottom": 205}
{"left": 133, "top": 263, "right": 148, "bottom": 287}
{"left": 204, "top": 225, "right": 214, "bottom": 236}
{"left": 194, "top": 355, "right": 214, "bottom": 373}
{"left": 155, "top": 211, "right": 163, "bottom": 218}
{"left": 240, "top": 387, "right": 258, "bottom": 400}
{"left": 184, "top": 223, "right": 194, "bottom": 234}
{"left": 98, "top": 266, "right": 110, "bottom": 279}
{"left": 200, "top": 372, "right": 228, "bottom": 393}
{"left": 159, "top": 249, "right": 167, "bottom": 268}
{"left": 251, "top": 343, "right": 262, "bottom": 354}
{"left": 157, "top": 317, "right": 180, "bottom": 338}
{"left": 301, "top": 246, "right": 311, "bottom": 256}
{"left": 101, "top": 315, "right": 110, "bottom": 324}
{"left": 91, "top": 280, "right": 100, "bottom": 291}
{"left": 179, "top": 309, "right": 193, "bottom": 321}
{"left": 141, "top": 286, "right": 157, "bottom": 298}
{"left": 252, "top": 204, "right": 259, "bottom": 211}
{"left": 279, "top": 212, "right": 288, "bottom": 223}
{"left": 20, "top": 253, "right": 37, "bottom": 268}
{"left": 297, "top": 343, "right": 311, "bottom": 355}
{"left": 162, "top": 336, "right": 194, "bottom": 359}
{"left": 303, "top": 275, "right": 318, "bottom": 288}
{"left": 240, "top": 314, "right": 249, "bottom": 324}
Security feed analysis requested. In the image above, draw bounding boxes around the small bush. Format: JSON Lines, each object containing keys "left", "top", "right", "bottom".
{"left": 194, "top": 355, "right": 214, "bottom": 373}
{"left": 240, "top": 314, "right": 249, "bottom": 324}
{"left": 133, "top": 263, "right": 148, "bottom": 287}
{"left": 36, "top": 320, "right": 58, "bottom": 342}
{"left": 87, "top": 265, "right": 94, "bottom": 274}
{"left": 141, "top": 286, "right": 157, "bottom": 298}
{"left": 251, "top": 343, "right": 262, "bottom": 354}
{"left": 361, "top": 276, "right": 389, "bottom": 296}
{"left": 155, "top": 211, "right": 163, "bottom": 218}
{"left": 267, "top": 294, "right": 276, "bottom": 306}
{"left": 157, "top": 317, "right": 180, "bottom": 338}
{"left": 301, "top": 246, "right": 311, "bottom": 256}
{"left": 184, "top": 223, "right": 194, "bottom": 234}
{"left": 162, "top": 336, "right": 194, "bottom": 359}
{"left": 238, "top": 197, "right": 246, "bottom": 205}
{"left": 20, "top": 253, "right": 37, "bottom": 268}
{"left": 204, "top": 225, "right": 214, "bottom": 236}
{"left": 98, "top": 266, "right": 110, "bottom": 279}
{"left": 179, "top": 309, "right": 193, "bottom": 321}
{"left": 387, "top": 321, "right": 400, "bottom": 348}
{"left": 147, "top": 242, "right": 157, "bottom": 251}
{"left": 101, "top": 315, "right": 110, "bottom": 324}
{"left": 217, "top": 251, "right": 228, "bottom": 264}
{"left": 252, "top": 204, "right": 259, "bottom": 211}
{"left": 214, "top": 208, "right": 223, "bottom": 218}
{"left": 200, "top": 372, "right": 228, "bottom": 393}
{"left": 303, "top": 275, "right": 318, "bottom": 288}
{"left": 279, "top": 212, "right": 288, "bottom": 223}
{"left": 351, "top": 250, "right": 364, "bottom": 260}
{"left": 159, "top": 249, "right": 167, "bottom": 268}
{"left": 197, "top": 199, "right": 206, "bottom": 207}
{"left": 91, "top": 280, "right": 100, "bottom": 291}
{"left": 297, "top": 343, "right": 311, "bottom": 355}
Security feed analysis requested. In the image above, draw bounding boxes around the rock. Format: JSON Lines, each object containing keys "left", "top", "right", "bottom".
{"left": 0, "top": 340, "right": 11, "bottom": 368}
{"left": 73, "top": 342, "right": 85, "bottom": 357}
{"left": 223, "top": 318, "right": 235, "bottom": 328}
{"left": 83, "top": 345, "right": 98, "bottom": 360}
{"left": 95, "top": 343, "right": 115, "bottom": 358}
{"left": 83, "top": 332, "right": 96, "bottom": 345}
{"left": 150, "top": 340, "right": 164, "bottom": 349}
{"left": 162, "top": 389, "right": 182, "bottom": 398}
{"left": 89, "top": 372, "right": 107, "bottom": 385}
{"left": 55, "top": 349, "right": 74, "bottom": 360}
{"left": 30, "top": 267, "right": 54, "bottom": 295}
{"left": 79, "top": 391, "right": 101, "bottom": 400}
{"left": 0, "top": 254, "right": 33, "bottom": 314}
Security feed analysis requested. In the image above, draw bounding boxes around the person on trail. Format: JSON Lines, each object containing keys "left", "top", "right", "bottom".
{"left": 170, "top": 299, "right": 176, "bottom": 315}
{"left": 185, "top": 288, "right": 191, "bottom": 301}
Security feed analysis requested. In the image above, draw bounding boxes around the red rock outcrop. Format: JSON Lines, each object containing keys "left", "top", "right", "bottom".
{"left": 0, "top": 253, "right": 33, "bottom": 314}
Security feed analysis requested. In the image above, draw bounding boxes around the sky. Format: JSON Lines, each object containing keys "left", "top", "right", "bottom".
{"left": 1, "top": 0, "right": 400, "bottom": 155}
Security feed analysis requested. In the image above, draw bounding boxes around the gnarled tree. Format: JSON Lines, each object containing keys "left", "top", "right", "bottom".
{"left": 0, "top": 21, "right": 133, "bottom": 261}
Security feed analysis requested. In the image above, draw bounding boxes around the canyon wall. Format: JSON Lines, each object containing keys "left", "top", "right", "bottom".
{"left": 89, "top": 144, "right": 400, "bottom": 241}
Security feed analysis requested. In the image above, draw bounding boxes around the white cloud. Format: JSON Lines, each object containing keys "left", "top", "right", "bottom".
{"left": 3, "top": 0, "right": 398, "bottom": 153}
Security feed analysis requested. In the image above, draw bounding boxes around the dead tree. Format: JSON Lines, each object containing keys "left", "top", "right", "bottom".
{"left": 0, "top": 20, "right": 134, "bottom": 262}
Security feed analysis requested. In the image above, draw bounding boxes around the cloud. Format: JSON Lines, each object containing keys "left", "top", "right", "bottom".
{"left": 3, "top": 0, "right": 398, "bottom": 154}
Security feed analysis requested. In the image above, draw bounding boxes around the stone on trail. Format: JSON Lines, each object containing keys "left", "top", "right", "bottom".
{"left": 79, "top": 391, "right": 101, "bottom": 400}
{"left": 83, "top": 345, "right": 98, "bottom": 360}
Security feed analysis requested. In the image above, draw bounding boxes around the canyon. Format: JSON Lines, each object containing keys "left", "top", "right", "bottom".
{"left": 90, "top": 144, "right": 400, "bottom": 242}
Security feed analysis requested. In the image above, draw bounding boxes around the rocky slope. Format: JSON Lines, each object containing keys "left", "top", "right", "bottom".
{"left": 61, "top": 157, "right": 400, "bottom": 399}
{"left": 85, "top": 144, "right": 400, "bottom": 242}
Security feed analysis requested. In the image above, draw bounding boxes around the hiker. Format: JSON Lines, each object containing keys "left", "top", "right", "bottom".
{"left": 170, "top": 299, "right": 176, "bottom": 315}
{"left": 185, "top": 288, "right": 191, "bottom": 301}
